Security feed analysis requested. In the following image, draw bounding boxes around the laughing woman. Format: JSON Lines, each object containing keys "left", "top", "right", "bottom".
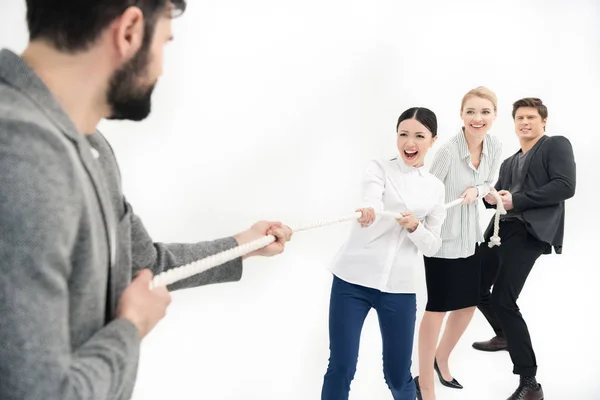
{"left": 321, "top": 107, "right": 446, "bottom": 400}
{"left": 415, "top": 87, "right": 503, "bottom": 400}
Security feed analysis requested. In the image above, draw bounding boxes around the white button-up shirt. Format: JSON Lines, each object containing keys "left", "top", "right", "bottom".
{"left": 329, "top": 158, "right": 446, "bottom": 294}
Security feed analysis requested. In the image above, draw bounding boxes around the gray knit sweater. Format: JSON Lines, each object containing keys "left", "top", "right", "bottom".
{"left": 0, "top": 48, "right": 243, "bottom": 400}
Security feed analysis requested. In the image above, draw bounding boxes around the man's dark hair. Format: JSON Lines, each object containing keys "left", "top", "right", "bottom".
{"left": 25, "top": 0, "right": 187, "bottom": 52}
{"left": 512, "top": 97, "right": 548, "bottom": 120}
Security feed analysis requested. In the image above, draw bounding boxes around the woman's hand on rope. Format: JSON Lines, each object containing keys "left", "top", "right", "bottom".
{"left": 396, "top": 212, "right": 419, "bottom": 233}
{"left": 460, "top": 187, "right": 479, "bottom": 205}
{"left": 356, "top": 207, "right": 375, "bottom": 227}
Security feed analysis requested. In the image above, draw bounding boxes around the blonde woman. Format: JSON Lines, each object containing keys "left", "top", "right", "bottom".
{"left": 414, "top": 87, "right": 502, "bottom": 400}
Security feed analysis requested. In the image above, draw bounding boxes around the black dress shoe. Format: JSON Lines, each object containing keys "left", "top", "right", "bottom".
{"left": 506, "top": 383, "right": 544, "bottom": 399}
{"left": 434, "top": 358, "right": 463, "bottom": 389}
{"left": 414, "top": 376, "right": 422, "bottom": 400}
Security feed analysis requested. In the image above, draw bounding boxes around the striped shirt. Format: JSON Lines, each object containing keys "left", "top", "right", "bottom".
{"left": 428, "top": 129, "right": 502, "bottom": 259}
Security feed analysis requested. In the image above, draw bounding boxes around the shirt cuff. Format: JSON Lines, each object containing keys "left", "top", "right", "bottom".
{"left": 407, "top": 220, "right": 426, "bottom": 240}
{"left": 511, "top": 192, "right": 526, "bottom": 212}
{"left": 476, "top": 184, "right": 490, "bottom": 198}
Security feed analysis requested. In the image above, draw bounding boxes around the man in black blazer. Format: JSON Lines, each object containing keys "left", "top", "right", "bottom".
{"left": 472, "top": 98, "right": 576, "bottom": 400}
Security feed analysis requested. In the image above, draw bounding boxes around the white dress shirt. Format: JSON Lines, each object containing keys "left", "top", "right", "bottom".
{"left": 428, "top": 129, "right": 502, "bottom": 259}
{"left": 329, "top": 158, "right": 446, "bottom": 294}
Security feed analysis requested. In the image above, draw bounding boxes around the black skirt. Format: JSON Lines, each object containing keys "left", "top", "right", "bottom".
{"left": 423, "top": 247, "right": 481, "bottom": 312}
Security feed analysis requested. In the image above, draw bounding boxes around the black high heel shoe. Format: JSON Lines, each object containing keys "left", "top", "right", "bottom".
{"left": 414, "top": 376, "right": 423, "bottom": 400}
{"left": 434, "top": 358, "right": 463, "bottom": 389}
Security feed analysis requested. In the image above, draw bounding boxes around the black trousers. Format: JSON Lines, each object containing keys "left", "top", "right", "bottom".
{"left": 477, "top": 219, "right": 547, "bottom": 377}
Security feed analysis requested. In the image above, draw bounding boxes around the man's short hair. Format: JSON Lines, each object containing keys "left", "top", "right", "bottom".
{"left": 26, "top": 0, "right": 187, "bottom": 52}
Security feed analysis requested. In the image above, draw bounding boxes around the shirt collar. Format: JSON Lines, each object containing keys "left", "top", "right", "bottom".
{"left": 457, "top": 127, "right": 489, "bottom": 160}
{"left": 395, "top": 157, "right": 426, "bottom": 176}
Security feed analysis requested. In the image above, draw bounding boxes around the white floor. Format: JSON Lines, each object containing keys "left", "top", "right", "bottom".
{"left": 132, "top": 229, "right": 599, "bottom": 399}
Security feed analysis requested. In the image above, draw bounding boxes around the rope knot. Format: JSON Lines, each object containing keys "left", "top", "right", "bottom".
{"left": 488, "top": 235, "right": 501, "bottom": 248}
{"left": 487, "top": 190, "right": 505, "bottom": 248}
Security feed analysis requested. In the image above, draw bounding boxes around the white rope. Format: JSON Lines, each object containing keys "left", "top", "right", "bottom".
{"left": 149, "top": 194, "right": 504, "bottom": 289}
{"left": 487, "top": 190, "right": 507, "bottom": 247}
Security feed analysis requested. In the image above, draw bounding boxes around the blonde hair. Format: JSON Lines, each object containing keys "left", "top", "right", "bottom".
{"left": 461, "top": 86, "right": 498, "bottom": 112}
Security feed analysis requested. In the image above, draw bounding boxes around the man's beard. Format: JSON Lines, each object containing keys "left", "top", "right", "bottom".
{"left": 106, "top": 44, "right": 157, "bottom": 121}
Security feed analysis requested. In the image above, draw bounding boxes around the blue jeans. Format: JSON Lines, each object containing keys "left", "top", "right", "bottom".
{"left": 321, "top": 275, "right": 417, "bottom": 400}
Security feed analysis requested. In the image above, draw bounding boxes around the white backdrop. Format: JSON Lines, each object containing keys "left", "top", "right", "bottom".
{"left": 1, "top": 0, "right": 599, "bottom": 399}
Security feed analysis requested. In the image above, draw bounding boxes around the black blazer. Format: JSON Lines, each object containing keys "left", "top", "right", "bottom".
{"left": 483, "top": 135, "right": 576, "bottom": 254}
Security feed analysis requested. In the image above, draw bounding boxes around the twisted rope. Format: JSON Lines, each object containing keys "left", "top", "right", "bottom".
{"left": 486, "top": 190, "right": 506, "bottom": 247}
{"left": 150, "top": 194, "right": 505, "bottom": 289}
